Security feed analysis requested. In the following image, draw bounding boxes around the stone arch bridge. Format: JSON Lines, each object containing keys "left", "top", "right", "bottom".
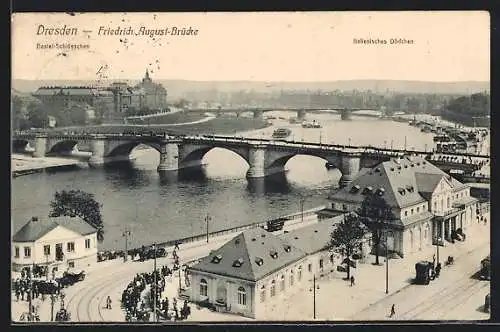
{"left": 13, "top": 133, "right": 401, "bottom": 187}
{"left": 13, "top": 132, "right": 487, "bottom": 187}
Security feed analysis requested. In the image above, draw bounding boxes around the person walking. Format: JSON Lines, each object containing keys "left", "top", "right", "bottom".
{"left": 390, "top": 304, "right": 396, "bottom": 318}
{"left": 350, "top": 276, "right": 355, "bottom": 286}
{"left": 106, "top": 296, "right": 112, "bottom": 309}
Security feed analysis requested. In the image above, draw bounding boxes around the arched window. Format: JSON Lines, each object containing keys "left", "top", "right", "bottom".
{"left": 260, "top": 285, "right": 266, "bottom": 303}
{"left": 290, "top": 270, "right": 294, "bottom": 286}
{"left": 270, "top": 280, "right": 276, "bottom": 297}
{"left": 280, "top": 275, "right": 285, "bottom": 291}
{"left": 237, "top": 286, "right": 247, "bottom": 306}
{"left": 298, "top": 266, "right": 302, "bottom": 281}
{"left": 200, "top": 279, "right": 208, "bottom": 297}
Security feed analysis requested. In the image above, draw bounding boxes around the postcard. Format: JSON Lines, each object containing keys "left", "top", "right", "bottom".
{"left": 11, "top": 11, "right": 490, "bottom": 323}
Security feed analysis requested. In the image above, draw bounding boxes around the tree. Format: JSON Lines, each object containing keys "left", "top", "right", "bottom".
{"left": 358, "top": 193, "right": 394, "bottom": 265}
{"left": 26, "top": 102, "right": 49, "bottom": 129}
{"left": 49, "top": 190, "right": 104, "bottom": 242}
{"left": 328, "top": 213, "right": 367, "bottom": 279}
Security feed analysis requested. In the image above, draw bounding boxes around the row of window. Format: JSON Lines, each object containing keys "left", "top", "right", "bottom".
{"left": 199, "top": 263, "right": 318, "bottom": 306}
{"left": 14, "top": 239, "right": 92, "bottom": 258}
{"left": 404, "top": 203, "right": 428, "bottom": 217}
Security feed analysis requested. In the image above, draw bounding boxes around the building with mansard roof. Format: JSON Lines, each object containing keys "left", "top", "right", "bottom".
{"left": 187, "top": 214, "right": 371, "bottom": 319}
{"left": 329, "top": 155, "right": 478, "bottom": 258}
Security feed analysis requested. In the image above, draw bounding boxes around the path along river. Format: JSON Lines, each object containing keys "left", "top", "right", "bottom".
{"left": 12, "top": 112, "right": 443, "bottom": 251}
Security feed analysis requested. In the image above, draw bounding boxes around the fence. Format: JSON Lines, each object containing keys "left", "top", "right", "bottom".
{"left": 155, "top": 206, "right": 325, "bottom": 250}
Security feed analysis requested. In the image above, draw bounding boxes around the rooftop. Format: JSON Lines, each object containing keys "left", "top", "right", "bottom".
{"left": 189, "top": 227, "right": 307, "bottom": 282}
{"left": 13, "top": 216, "right": 97, "bottom": 243}
{"left": 330, "top": 156, "right": 467, "bottom": 209}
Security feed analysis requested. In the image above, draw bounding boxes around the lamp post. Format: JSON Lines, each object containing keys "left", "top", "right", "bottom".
{"left": 152, "top": 243, "right": 159, "bottom": 322}
{"left": 205, "top": 214, "right": 212, "bottom": 243}
{"left": 122, "top": 228, "right": 131, "bottom": 262}
{"left": 309, "top": 274, "right": 320, "bottom": 319}
{"left": 299, "top": 194, "right": 306, "bottom": 222}
{"left": 385, "top": 230, "right": 393, "bottom": 294}
{"left": 50, "top": 293, "right": 57, "bottom": 321}
{"left": 435, "top": 236, "right": 442, "bottom": 265}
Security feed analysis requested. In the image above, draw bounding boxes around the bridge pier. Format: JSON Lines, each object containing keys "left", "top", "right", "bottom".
{"left": 340, "top": 109, "right": 352, "bottom": 121}
{"left": 88, "top": 139, "right": 106, "bottom": 167}
{"left": 246, "top": 146, "right": 266, "bottom": 178}
{"left": 339, "top": 152, "right": 361, "bottom": 188}
{"left": 157, "top": 141, "right": 180, "bottom": 172}
{"left": 297, "top": 109, "right": 307, "bottom": 121}
{"left": 32, "top": 135, "right": 48, "bottom": 158}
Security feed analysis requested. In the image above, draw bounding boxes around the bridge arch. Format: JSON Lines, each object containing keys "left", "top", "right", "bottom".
{"left": 47, "top": 140, "right": 79, "bottom": 155}
{"left": 12, "top": 139, "right": 29, "bottom": 152}
{"left": 106, "top": 141, "right": 162, "bottom": 158}
{"left": 179, "top": 145, "right": 250, "bottom": 170}
{"left": 265, "top": 151, "right": 340, "bottom": 171}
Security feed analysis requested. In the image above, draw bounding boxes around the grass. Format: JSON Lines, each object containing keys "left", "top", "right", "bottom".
{"left": 125, "top": 112, "right": 207, "bottom": 125}
{"left": 40, "top": 117, "right": 271, "bottom": 135}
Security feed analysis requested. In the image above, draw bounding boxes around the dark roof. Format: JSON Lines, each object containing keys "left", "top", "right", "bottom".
{"left": 13, "top": 216, "right": 97, "bottom": 242}
{"left": 189, "top": 228, "right": 307, "bottom": 282}
{"left": 280, "top": 214, "right": 347, "bottom": 254}
{"left": 330, "top": 156, "right": 467, "bottom": 209}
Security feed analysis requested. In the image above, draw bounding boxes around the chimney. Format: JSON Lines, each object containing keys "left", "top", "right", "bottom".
{"left": 31, "top": 216, "right": 38, "bottom": 222}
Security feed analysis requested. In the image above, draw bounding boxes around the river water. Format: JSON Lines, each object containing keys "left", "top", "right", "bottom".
{"left": 12, "top": 113, "right": 436, "bottom": 251}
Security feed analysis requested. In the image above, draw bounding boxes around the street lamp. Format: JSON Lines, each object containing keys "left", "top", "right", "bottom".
{"left": 50, "top": 293, "right": 58, "bottom": 321}
{"left": 152, "top": 243, "right": 158, "bottom": 322}
{"left": 309, "top": 274, "right": 320, "bottom": 319}
{"left": 299, "top": 194, "right": 306, "bottom": 222}
{"left": 385, "top": 230, "right": 393, "bottom": 294}
{"left": 122, "top": 228, "right": 131, "bottom": 262}
{"left": 435, "top": 236, "right": 442, "bottom": 265}
{"left": 205, "top": 214, "right": 212, "bottom": 243}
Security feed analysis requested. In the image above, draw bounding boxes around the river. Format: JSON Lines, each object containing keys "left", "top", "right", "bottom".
{"left": 12, "top": 112, "right": 436, "bottom": 251}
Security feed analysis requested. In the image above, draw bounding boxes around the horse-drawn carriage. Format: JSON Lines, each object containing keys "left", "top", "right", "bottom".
{"left": 57, "top": 270, "right": 85, "bottom": 287}
{"left": 32, "top": 278, "right": 60, "bottom": 295}
{"left": 415, "top": 261, "right": 434, "bottom": 285}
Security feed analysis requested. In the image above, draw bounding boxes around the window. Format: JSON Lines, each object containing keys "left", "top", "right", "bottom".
{"left": 417, "top": 207, "right": 420, "bottom": 213}
{"left": 308, "top": 263, "right": 312, "bottom": 272}
{"left": 44, "top": 245, "right": 51, "bottom": 255}
{"left": 68, "top": 261, "right": 75, "bottom": 268}
{"left": 67, "top": 242, "right": 75, "bottom": 252}
{"left": 404, "top": 211, "right": 408, "bottom": 217}
{"left": 319, "top": 259, "right": 324, "bottom": 269}
{"left": 85, "top": 239, "right": 91, "bottom": 249}
{"left": 237, "top": 287, "right": 247, "bottom": 306}
{"left": 447, "top": 197, "right": 450, "bottom": 209}
{"left": 342, "top": 204, "right": 347, "bottom": 211}
{"left": 270, "top": 280, "right": 276, "bottom": 297}
{"left": 260, "top": 286, "right": 266, "bottom": 303}
{"left": 280, "top": 275, "right": 285, "bottom": 291}
{"left": 14, "top": 247, "right": 19, "bottom": 258}
{"left": 298, "top": 267, "right": 302, "bottom": 281}
{"left": 434, "top": 202, "right": 437, "bottom": 211}
{"left": 411, "top": 208, "right": 414, "bottom": 215}
{"left": 200, "top": 279, "right": 208, "bottom": 297}
{"left": 24, "top": 247, "right": 31, "bottom": 258}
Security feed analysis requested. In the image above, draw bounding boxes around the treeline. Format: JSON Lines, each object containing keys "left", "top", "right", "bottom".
{"left": 440, "top": 93, "right": 490, "bottom": 126}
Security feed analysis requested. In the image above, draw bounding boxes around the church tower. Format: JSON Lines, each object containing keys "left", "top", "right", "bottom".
{"left": 143, "top": 69, "right": 152, "bottom": 84}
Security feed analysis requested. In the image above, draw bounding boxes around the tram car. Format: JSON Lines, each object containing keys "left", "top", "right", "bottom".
{"left": 415, "top": 261, "right": 434, "bottom": 285}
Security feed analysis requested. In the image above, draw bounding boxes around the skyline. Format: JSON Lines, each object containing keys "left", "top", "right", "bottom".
{"left": 12, "top": 12, "right": 490, "bottom": 82}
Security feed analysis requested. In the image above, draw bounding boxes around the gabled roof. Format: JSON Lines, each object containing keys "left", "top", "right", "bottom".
{"left": 13, "top": 216, "right": 97, "bottom": 243}
{"left": 330, "top": 156, "right": 467, "bottom": 209}
{"left": 189, "top": 228, "right": 307, "bottom": 282}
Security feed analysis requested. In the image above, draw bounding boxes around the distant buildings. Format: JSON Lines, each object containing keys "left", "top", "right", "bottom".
{"left": 12, "top": 216, "right": 98, "bottom": 273}
{"left": 187, "top": 215, "right": 371, "bottom": 319}
{"left": 32, "top": 69, "right": 168, "bottom": 119}
{"left": 329, "top": 156, "right": 478, "bottom": 258}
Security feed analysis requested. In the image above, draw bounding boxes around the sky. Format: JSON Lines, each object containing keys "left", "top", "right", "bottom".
{"left": 11, "top": 11, "right": 490, "bottom": 82}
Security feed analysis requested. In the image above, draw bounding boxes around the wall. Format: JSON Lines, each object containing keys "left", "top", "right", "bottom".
{"left": 12, "top": 226, "right": 98, "bottom": 271}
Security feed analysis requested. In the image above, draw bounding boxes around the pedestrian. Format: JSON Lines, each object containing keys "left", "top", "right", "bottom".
{"left": 106, "top": 296, "right": 112, "bottom": 309}
{"left": 350, "top": 276, "right": 355, "bottom": 286}
{"left": 390, "top": 304, "right": 396, "bottom": 318}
